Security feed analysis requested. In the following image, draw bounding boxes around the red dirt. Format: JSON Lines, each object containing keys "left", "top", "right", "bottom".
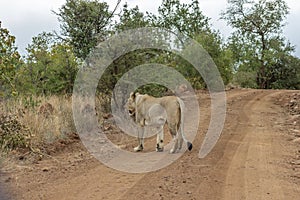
{"left": 1, "top": 89, "right": 300, "bottom": 200}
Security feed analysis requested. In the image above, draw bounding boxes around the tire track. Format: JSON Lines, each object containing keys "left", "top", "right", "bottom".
{"left": 7, "top": 89, "right": 300, "bottom": 200}
{"left": 223, "top": 91, "right": 285, "bottom": 199}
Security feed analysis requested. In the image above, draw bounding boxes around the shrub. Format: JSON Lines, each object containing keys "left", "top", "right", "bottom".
{"left": 0, "top": 113, "right": 32, "bottom": 151}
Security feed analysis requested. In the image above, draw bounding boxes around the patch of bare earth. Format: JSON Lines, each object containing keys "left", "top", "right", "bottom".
{"left": 0, "top": 89, "right": 300, "bottom": 199}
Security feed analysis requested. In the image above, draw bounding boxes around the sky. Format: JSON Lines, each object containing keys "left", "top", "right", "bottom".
{"left": 0, "top": 0, "right": 300, "bottom": 57}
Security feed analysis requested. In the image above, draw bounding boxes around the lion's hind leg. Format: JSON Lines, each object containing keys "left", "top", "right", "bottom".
{"left": 170, "top": 135, "right": 179, "bottom": 154}
{"left": 169, "top": 124, "right": 179, "bottom": 153}
{"left": 156, "top": 125, "right": 164, "bottom": 152}
{"left": 178, "top": 131, "right": 184, "bottom": 150}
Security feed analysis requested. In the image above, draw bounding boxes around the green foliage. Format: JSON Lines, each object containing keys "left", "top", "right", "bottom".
{"left": 0, "top": 113, "right": 31, "bottom": 151}
{"left": 0, "top": 21, "right": 22, "bottom": 97}
{"left": 54, "top": 0, "right": 233, "bottom": 97}
{"left": 267, "top": 53, "right": 300, "bottom": 89}
{"left": 194, "top": 32, "right": 234, "bottom": 86}
{"left": 19, "top": 32, "right": 79, "bottom": 95}
{"left": 222, "top": 0, "right": 288, "bottom": 37}
{"left": 135, "top": 84, "right": 170, "bottom": 98}
{"left": 114, "top": 3, "right": 150, "bottom": 31}
{"left": 151, "top": 0, "right": 233, "bottom": 88}
{"left": 97, "top": 49, "right": 161, "bottom": 95}
{"left": 47, "top": 43, "right": 79, "bottom": 93}
{"left": 222, "top": 0, "right": 295, "bottom": 89}
{"left": 22, "top": 96, "right": 41, "bottom": 111}
{"left": 159, "top": 53, "right": 205, "bottom": 89}
{"left": 55, "top": 0, "right": 118, "bottom": 60}
{"left": 155, "top": 0, "right": 210, "bottom": 38}
{"left": 4, "top": 0, "right": 298, "bottom": 101}
{"left": 233, "top": 71, "right": 257, "bottom": 88}
{"left": 97, "top": 5, "right": 156, "bottom": 96}
{"left": 227, "top": 31, "right": 261, "bottom": 72}
{"left": 263, "top": 37, "right": 299, "bottom": 89}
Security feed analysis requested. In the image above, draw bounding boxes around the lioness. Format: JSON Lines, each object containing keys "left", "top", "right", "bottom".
{"left": 127, "top": 92, "right": 193, "bottom": 153}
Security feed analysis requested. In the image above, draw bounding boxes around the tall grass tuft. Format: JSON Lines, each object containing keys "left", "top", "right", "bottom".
{"left": 0, "top": 95, "right": 77, "bottom": 154}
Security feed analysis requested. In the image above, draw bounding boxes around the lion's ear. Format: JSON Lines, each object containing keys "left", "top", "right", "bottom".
{"left": 130, "top": 92, "right": 136, "bottom": 99}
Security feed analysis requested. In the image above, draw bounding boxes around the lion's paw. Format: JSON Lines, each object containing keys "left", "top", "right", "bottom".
{"left": 134, "top": 145, "right": 143, "bottom": 152}
{"left": 169, "top": 149, "right": 176, "bottom": 154}
{"left": 156, "top": 147, "right": 164, "bottom": 152}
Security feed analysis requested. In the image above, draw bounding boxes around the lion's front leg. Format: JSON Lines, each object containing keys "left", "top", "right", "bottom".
{"left": 156, "top": 125, "right": 164, "bottom": 152}
{"left": 134, "top": 127, "right": 144, "bottom": 152}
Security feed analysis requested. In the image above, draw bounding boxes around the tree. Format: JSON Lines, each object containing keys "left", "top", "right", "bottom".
{"left": 146, "top": 0, "right": 234, "bottom": 89}
{"left": 97, "top": 4, "right": 152, "bottom": 95}
{"left": 114, "top": 3, "right": 150, "bottom": 32}
{"left": 21, "top": 32, "right": 54, "bottom": 94}
{"left": 55, "top": 0, "right": 121, "bottom": 60}
{"left": 20, "top": 32, "right": 79, "bottom": 95}
{"left": 152, "top": 0, "right": 234, "bottom": 87}
{"left": 0, "top": 21, "right": 22, "bottom": 97}
{"left": 48, "top": 43, "right": 79, "bottom": 94}
{"left": 154, "top": 0, "right": 210, "bottom": 38}
{"left": 194, "top": 32, "right": 234, "bottom": 85}
{"left": 264, "top": 38, "right": 300, "bottom": 89}
{"left": 222, "top": 0, "right": 290, "bottom": 88}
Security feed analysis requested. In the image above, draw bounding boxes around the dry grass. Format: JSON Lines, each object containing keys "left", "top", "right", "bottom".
{"left": 0, "top": 95, "right": 77, "bottom": 153}
{"left": 0, "top": 93, "right": 138, "bottom": 159}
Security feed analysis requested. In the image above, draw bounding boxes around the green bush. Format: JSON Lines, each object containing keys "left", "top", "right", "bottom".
{"left": 233, "top": 71, "right": 258, "bottom": 88}
{"left": 0, "top": 113, "right": 31, "bottom": 151}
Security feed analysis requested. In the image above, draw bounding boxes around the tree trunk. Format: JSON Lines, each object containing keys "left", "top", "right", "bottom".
{"left": 257, "top": 33, "right": 267, "bottom": 89}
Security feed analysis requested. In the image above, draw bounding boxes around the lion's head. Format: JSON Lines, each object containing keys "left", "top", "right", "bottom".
{"left": 127, "top": 92, "right": 138, "bottom": 119}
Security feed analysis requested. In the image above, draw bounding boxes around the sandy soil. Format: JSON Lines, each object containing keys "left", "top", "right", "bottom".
{"left": 1, "top": 89, "right": 300, "bottom": 200}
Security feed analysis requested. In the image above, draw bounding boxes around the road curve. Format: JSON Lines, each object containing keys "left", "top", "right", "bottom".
{"left": 4, "top": 89, "right": 300, "bottom": 200}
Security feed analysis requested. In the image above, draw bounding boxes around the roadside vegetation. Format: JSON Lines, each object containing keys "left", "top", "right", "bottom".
{"left": 0, "top": 0, "right": 299, "bottom": 160}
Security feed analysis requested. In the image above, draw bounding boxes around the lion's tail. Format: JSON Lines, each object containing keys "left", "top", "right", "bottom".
{"left": 177, "top": 97, "right": 193, "bottom": 151}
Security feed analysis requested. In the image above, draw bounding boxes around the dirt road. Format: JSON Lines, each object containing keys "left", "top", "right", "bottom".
{"left": 2, "top": 89, "right": 300, "bottom": 199}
